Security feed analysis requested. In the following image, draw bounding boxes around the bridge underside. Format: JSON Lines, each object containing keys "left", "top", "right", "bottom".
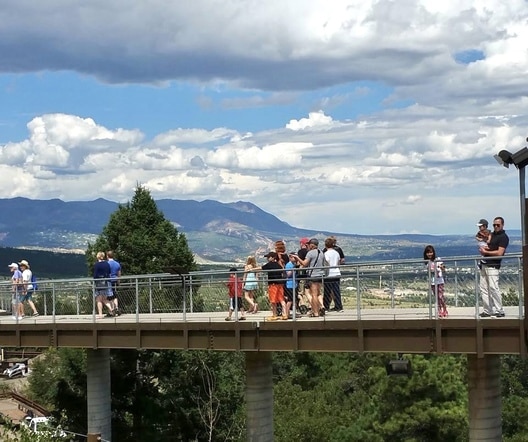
{"left": 0, "top": 316, "right": 525, "bottom": 356}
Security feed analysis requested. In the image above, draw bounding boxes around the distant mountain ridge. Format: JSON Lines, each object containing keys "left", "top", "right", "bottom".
{"left": 0, "top": 197, "right": 521, "bottom": 263}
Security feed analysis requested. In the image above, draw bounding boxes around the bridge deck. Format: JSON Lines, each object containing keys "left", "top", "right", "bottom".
{"left": 0, "top": 306, "right": 524, "bottom": 356}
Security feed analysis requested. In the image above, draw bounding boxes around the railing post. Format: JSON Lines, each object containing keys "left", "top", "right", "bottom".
{"left": 356, "top": 266, "right": 361, "bottom": 319}
{"left": 390, "top": 264, "right": 395, "bottom": 309}
{"left": 518, "top": 256, "right": 523, "bottom": 319}
{"left": 474, "top": 259, "right": 480, "bottom": 318}
{"left": 453, "top": 260, "right": 459, "bottom": 307}
{"left": 52, "top": 282, "right": 56, "bottom": 322}
{"left": 187, "top": 275, "right": 193, "bottom": 314}
{"left": 92, "top": 282, "right": 96, "bottom": 322}
{"left": 182, "top": 275, "right": 187, "bottom": 322}
{"left": 135, "top": 277, "right": 140, "bottom": 323}
{"left": 427, "top": 264, "right": 433, "bottom": 319}
{"left": 149, "top": 277, "right": 153, "bottom": 314}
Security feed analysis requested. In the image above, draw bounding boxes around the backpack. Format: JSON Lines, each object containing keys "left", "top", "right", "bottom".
{"left": 31, "top": 273, "right": 38, "bottom": 291}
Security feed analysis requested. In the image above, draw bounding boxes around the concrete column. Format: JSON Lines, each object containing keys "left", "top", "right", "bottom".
{"left": 468, "top": 354, "right": 502, "bottom": 441}
{"left": 246, "top": 351, "right": 274, "bottom": 442}
{"left": 87, "top": 349, "right": 112, "bottom": 442}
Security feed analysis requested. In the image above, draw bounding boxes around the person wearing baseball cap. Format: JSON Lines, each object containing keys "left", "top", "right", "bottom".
{"left": 476, "top": 219, "right": 488, "bottom": 227}
{"left": 8, "top": 262, "right": 23, "bottom": 320}
{"left": 261, "top": 251, "right": 287, "bottom": 321}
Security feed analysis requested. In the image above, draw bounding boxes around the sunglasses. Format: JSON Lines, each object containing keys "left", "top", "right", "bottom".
{"left": 493, "top": 224, "right": 501, "bottom": 227}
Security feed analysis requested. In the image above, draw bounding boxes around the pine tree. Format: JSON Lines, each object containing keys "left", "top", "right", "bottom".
{"left": 86, "top": 185, "right": 196, "bottom": 275}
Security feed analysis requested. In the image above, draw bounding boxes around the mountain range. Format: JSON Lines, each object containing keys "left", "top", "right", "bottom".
{"left": 0, "top": 197, "right": 521, "bottom": 264}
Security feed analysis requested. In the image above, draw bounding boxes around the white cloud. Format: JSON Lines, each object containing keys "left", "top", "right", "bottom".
{"left": 1, "top": 1, "right": 528, "bottom": 235}
{"left": 286, "top": 111, "right": 334, "bottom": 131}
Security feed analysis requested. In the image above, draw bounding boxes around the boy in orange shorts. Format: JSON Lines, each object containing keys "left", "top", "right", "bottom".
{"left": 261, "top": 252, "right": 287, "bottom": 321}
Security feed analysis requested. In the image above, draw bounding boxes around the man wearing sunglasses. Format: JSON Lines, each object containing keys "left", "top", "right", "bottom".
{"left": 478, "top": 216, "right": 509, "bottom": 318}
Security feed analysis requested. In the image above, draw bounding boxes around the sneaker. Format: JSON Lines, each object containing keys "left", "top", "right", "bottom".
{"left": 239, "top": 316, "right": 246, "bottom": 320}
{"left": 32, "top": 312, "right": 39, "bottom": 317}
{"left": 479, "top": 312, "right": 492, "bottom": 318}
{"left": 105, "top": 312, "right": 115, "bottom": 318}
{"left": 494, "top": 312, "right": 506, "bottom": 318}
{"left": 225, "top": 317, "right": 231, "bottom": 321}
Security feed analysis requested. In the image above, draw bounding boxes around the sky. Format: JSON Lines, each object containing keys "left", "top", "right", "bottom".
{"left": 1, "top": 0, "right": 528, "bottom": 236}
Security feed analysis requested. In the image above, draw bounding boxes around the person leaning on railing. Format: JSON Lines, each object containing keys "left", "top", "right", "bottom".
{"left": 258, "top": 251, "right": 288, "bottom": 321}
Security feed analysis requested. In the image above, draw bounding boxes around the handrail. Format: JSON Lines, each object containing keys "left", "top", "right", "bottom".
{"left": 0, "top": 253, "right": 523, "bottom": 323}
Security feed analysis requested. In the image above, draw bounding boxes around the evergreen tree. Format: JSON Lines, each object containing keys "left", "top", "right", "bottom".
{"left": 86, "top": 184, "right": 196, "bottom": 275}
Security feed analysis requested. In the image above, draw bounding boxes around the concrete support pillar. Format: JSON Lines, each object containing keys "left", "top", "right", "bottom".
{"left": 87, "top": 349, "right": 112, "bottom": 442}
{"left": 468, "top": 354, "right": 502, "bottom": 441}
{"left": 246, "top": 351, "right": 274, "bottom": 442}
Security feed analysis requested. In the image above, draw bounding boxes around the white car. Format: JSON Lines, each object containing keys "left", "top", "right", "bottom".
{"left": 2, "top": 362, "right": 26, "bottom": 378}
{"left": 23, "top": 416, "right": 67, "bottom": 438}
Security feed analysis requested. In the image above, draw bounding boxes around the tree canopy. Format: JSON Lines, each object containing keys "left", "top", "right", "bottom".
{"left": 85, "top": 185, "right": 197, "bottom": 275}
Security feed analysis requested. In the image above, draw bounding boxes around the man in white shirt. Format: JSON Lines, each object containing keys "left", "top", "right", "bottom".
{"left": 19, "top": 260, "right": 39, "bottom": 317}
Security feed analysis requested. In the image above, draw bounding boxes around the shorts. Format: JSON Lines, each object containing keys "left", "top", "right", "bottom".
{"left": 229, "top": 296, "right": 243, "bottom": 311}
{"left": 21, "top": 292, "right": 33, "bottom": 302}
{"left": 12, "top": 294, "right": 24, "bottom": 304}
{"left": 268, "top": 284, "right": 284, "bottom": 304}
{"left": 306, "top": 278, "right": 323, "bottom": 288}
{"left": 107, "top": 294, "right": 116, "bottom": 302}
{"left": 284, "top": 287, "right": 294, "bottom": 303}
{"left": 244, "top": 282, "right": 258, "bottom": 291}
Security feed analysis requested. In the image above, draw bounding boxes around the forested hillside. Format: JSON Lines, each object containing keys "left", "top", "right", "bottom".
{"left": 23, "top": 350, "right": 528, "bottom": 442}
{"left": 0, "top": 248, "right": 86, "bottom": 279}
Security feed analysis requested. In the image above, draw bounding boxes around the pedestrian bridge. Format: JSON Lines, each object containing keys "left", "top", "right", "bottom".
{"left": 1, "top": 254, "right": 525, "bottom": 357}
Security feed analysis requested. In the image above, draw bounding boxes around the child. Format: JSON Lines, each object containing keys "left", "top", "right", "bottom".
{"left": 475, "top": 227, "right": 491, "bottom": 249}
{"left": 226, "top": 267, "right": 246, "bottom": 321}
{"left": 423, "top": 245, "right": 448, "bottom": 318}
{"left": 243, "top": 256, "right": 259, "bottom": 314}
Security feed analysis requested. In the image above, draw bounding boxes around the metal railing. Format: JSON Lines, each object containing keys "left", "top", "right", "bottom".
{"left": 0, "top": 253, "right": 523, "bottom": 323}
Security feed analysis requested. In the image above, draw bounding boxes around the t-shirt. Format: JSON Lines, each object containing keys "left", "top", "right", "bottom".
{"left": 227, "top": 274, "right": 243, "bottom": 298}
{"left": 482, "top": 230, "right": 509, "bottom": 269}
{"left": 262, "top": 261, "right": 284, "bottom": 283}
{"left": 93, "top": 260, "right": 111, "bottom": 279}
{"left": 324, "top": 249, "right": 341, "bottom": 278}
{"left": 12, "top": 269, "right": 23, "bottom": 293}
{"left": 108, "top": 259, "right": 121, "bottom": 280}
{"left": 305, "top": 249, "right": 324, "bottom": 278}
{"left": 22, "top": 268, "right": 34, "bottom": 291}
{"left": 285, "top": 261, "right": 297, "bottom": 289}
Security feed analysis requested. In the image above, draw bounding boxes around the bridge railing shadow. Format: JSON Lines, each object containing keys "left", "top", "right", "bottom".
{"left": 0, "top": 254, "right": 523, "bottom": 322}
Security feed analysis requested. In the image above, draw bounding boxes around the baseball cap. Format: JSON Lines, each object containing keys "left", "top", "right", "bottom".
{"left": 8, "top": 262, "right": 18, "bottom": 269}
{"left": 308, "top": 238, "right": 319, "bottom": 246}
{"left": 264, "top": 252, "right": 278, "bottom": 259}
{"left": 299, "top": 237, "right": 309, "bottom": 245}
{"left": 476, "top": 219, "right": 489, "bottom": 227}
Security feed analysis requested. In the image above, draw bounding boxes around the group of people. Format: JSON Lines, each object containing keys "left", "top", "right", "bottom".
{"left": 93, "top": 250, "right": 122, "bottom": 319}
{"left": 424, "top": 216, "right": 510, "bottom": 319}
{"left": 226, "top": 236, "right": 346, "bottom": 321}
{"left": 8, "top": 259, "right": 39, "bottom": 320}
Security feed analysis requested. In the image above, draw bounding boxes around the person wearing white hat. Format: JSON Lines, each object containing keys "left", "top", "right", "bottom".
{"left": 8, "top": 262, "right": 23, "bottom": 320}
{"left": 19, "top": 260, "right": 39, "bottom": 317}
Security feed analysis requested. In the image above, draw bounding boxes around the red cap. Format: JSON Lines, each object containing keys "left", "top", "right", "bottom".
{"left": 299, "top": 237, "right": 309, "bottom": 245}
